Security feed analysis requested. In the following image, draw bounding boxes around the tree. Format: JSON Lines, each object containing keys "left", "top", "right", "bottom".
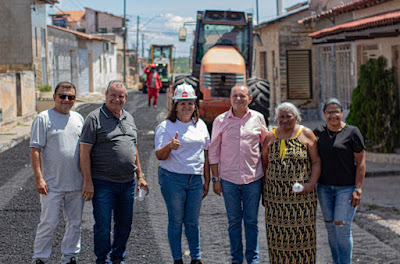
{"left": 347, "top": 56, "right": 399, "bottom": 152}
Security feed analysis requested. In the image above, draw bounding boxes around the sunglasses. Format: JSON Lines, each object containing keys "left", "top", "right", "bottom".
{"left": 57, "top": 94, "right": 76, "bottom": 101}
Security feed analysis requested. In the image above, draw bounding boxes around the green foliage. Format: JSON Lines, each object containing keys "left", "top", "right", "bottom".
{"left": 347, "top": 56, "right": 400, "bottom": 152}
{"left": 173, "top": 57, "right": 191, "bottom": 74}
{"left": 38, "top": 85, "right": 53, "bottom": 92}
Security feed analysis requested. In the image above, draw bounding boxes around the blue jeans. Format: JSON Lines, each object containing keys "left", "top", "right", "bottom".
{"left": 317, "top": 184, "right": 357, "bottom": 264}
{"left": 92, "top": 178, "right": 136, "bottom": 264}
{"left": 159, "top": 167, "right": 203, "bottom": 261}
{"left": 221, "top": 178, "right": 261, "bottom": 264}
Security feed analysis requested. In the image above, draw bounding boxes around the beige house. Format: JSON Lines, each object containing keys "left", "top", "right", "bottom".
{"left": 47, "top": 25, "right": 117, "bottom": 96}
{"left": 253, "top": 2, "right": 318, "bottom": 121}
{"left": 300, "top": 0, "right": 400, "bottom": 118}
{"left": 51, "top": 8, "right": 130, "bottom": 82}
{"left": 0, "top": 0, "right": 57, "bottom": 125}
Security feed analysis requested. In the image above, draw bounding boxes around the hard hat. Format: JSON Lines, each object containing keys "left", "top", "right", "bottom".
{"left": 172, "top": 83, "right": 197, "bottom": 101}
{"left": 151, "top": 63, "right": 156, "bottom": 68}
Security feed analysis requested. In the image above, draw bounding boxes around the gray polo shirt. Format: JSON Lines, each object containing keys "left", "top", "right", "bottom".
{"left": 80, "top": 104, "right": 138, "bottom": 183}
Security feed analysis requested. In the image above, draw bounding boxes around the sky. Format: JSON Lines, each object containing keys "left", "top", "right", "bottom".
{"left": 48, "top": 0, "right": 306, "bottom": 57}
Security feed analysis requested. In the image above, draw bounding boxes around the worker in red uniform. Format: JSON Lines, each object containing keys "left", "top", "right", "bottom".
{"left": 145, "top": 64, "right": 162, "bottom": 108}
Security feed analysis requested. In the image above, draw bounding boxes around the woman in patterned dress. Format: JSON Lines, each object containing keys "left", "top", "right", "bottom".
{"left": 261, "top": 102, "right": 321, "bottom": 263}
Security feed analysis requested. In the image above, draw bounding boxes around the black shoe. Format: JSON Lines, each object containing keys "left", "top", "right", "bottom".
{"left": 111, "top": 257, "right": 125, "bottom": 264}
{"left": 67, "top": 257, "right": 77, "bottom": 264}
{"left": 174, "top": 260, "right": 183, "bottom": 264}
{"left": 35, "top": 260, "right": 45, "bottom": 264}
{"left": 190, "top": 260, "right": 203, "bottom": 264}
{"left": 148, "top": 102, "right": 151, "bottom": 107}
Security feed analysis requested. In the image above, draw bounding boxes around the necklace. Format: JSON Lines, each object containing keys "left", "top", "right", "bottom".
{"left": 326, "top": 126, "right": 343, "bottom": 139}
{"left": 327, "top": 129, "right": 338, "bottom": 138}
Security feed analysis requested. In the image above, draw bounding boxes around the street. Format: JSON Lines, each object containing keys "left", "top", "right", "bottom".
{"left": 1, "top": 91, "right": 400, "bottom": 263}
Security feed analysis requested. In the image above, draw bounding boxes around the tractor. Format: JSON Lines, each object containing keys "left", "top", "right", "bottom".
{"left": 141, "top": 44, "right": 174, "bottom": 93}
{"left": 169, "top": 10, "right": 270, "bottom": 125}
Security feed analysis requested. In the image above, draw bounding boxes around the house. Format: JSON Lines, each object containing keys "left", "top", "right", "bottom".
{"left": 51, "top": 8, "right": 130, "bottom": 82}
{"left": 253, "top": 1, "right": 318, "bottom": 121}
{"left": 47, "top": 25, "right": 117, "bottom": 96}
{"left": 299, "top": 0, "right": 400, "bottom": 118}
{"left": 0, "top": 0, "right": 57, "bottom": 125}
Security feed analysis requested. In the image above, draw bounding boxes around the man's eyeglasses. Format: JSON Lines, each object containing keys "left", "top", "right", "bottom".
{"left": 324, "top": 110, "right": 342, "bottom": 115}
{"left": 57, "top": 94, "right": 76, "bottom": 101}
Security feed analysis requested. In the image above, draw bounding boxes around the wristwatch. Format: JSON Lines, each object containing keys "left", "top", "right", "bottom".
{"left": 212, "top": 176, "right": 220, "bottom": 183}
{"left": 354, "top": 187, "right": 362, "bottom": 194}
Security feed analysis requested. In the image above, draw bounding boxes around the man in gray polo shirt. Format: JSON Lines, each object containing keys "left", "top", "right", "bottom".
{"left": 79, "top": 80, "right": 148, "bottom": 264}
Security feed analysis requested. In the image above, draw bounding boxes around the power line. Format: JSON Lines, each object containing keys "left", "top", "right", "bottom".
{"left": 70, "top": 0, "right": 85, "bottom": 10}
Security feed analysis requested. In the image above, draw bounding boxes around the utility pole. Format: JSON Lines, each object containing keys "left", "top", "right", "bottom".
{"left": 136, "top": 16, "right": 139, "bottom": 68}
{"left": 141, "top": 33, "right": 144, "bottom": 58}
{"left": 256, "top": 0, "right": 259, "bottom": 25}
{"left": 123, "top": 0, "right": 126, "bottom": 83}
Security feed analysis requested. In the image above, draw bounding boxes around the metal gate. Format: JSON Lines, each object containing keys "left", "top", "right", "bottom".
{"left": 318, "top": 43, "right": 354, "bottom": 115}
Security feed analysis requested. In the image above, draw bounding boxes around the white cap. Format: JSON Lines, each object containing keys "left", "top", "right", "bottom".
{"left": 172, "top": 83, "right": 197, "bottom": 101}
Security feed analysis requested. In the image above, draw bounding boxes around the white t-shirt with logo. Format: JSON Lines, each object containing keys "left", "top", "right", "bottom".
{"left": 155, "top": 119, "right": 210, "bottom": 175}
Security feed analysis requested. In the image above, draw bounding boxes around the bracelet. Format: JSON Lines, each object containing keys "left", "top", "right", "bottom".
{"left": 137, "top": 173, "right": 145, "bottom": 179}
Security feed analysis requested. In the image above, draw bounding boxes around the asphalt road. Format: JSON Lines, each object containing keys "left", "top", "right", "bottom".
{"left": 1, "top": 91, "right": 400, "bottom": 263}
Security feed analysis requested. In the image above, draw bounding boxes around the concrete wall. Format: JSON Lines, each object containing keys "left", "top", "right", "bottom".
{"left": 78, "top": 47, "right": 90, "bottom": 95}
{"left": 31, "top": 3, "right": 48, "bottom": 87}
{"left": 254, "top": 23, "right": 280, "bottom": 113}
{"left": 0, "top": 0, "right": 33, "bottom": 66}
{"left": 47, "top": 26, "right": 79, "bottom": 90}
{"left": 0, "top": 72, "right": 35, "bottom": 123}
{"left": 0, "top": 0, "right": 47, "bottom": 124}
{"left": 85, "top": 9, "right": 123, "bottom": 34}
{"left": 89, "top": 41, "right": 117, "bottom": 94}
{"left": 97, "top": 13, "right": 123, "bottom": 33}
{"left": 309, "top": 0, "right": 354, "bottom": 12}
{"left": 254, "top": 9, "right": 316, "bottom": 120}
{"left": 85, "top": 9, "right": 97, "bottom": 34}
{"left": 354, "top": 0, "right": 400, "bottom": 20}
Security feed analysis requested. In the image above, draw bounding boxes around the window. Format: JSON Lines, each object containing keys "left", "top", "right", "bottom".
{"left": 98, "top": 28, "right": 107, "bottom": 33}
{"left": 286, "top": 50, "right": 312, "bottom": 99}
{"left": 197, "top": 24, "right": 249, "bottom": 64}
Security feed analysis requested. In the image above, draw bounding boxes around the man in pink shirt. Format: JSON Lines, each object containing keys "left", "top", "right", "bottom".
{"left": 209, "top": 84, "right": 268, "bottom": 264}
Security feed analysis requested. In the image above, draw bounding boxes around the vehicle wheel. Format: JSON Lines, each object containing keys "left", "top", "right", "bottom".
{"left": 173, "top": 75, "right": 187, "bottom": 83}
{"left": 247, "top": 78, "right": 270, "bottom": 125}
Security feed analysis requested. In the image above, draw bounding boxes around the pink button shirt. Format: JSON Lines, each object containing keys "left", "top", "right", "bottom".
{"left": 208, "top": 108, "right": 268, "bottom": 185}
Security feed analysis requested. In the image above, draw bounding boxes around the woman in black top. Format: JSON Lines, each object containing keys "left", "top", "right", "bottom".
{"left": 313, "top": 98, "right": 366, "bottom": 264}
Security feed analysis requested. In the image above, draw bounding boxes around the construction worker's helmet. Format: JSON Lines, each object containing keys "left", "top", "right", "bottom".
{"left": 172, "top": 83, "right": 197, "bottom": 101}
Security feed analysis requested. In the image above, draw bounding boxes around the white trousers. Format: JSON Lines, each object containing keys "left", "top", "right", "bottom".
{"left": 32, "top": 191, "right": 84, "bottom": 264}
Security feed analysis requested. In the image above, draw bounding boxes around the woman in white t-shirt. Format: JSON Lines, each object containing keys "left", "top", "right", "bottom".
{"left": 155, "top": 84, "right": 210, "bottom": 264}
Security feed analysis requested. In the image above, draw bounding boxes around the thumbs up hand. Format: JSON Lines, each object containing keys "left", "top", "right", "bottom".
{"left": 170, "top": 131, "right": 180, "bottom": 150}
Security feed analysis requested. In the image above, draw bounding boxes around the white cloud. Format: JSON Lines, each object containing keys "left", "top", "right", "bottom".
{"left": 164, "top": 13, "right": 194, "bottom": 30}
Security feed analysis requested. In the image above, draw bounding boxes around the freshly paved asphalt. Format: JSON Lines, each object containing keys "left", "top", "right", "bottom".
{"left": 0, "top": 91, "right": 400, "bottom": 263}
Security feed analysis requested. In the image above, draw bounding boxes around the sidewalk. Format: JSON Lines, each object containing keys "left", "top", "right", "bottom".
{"left": 0, "top": 91, "right": 106, "bottom": 153}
